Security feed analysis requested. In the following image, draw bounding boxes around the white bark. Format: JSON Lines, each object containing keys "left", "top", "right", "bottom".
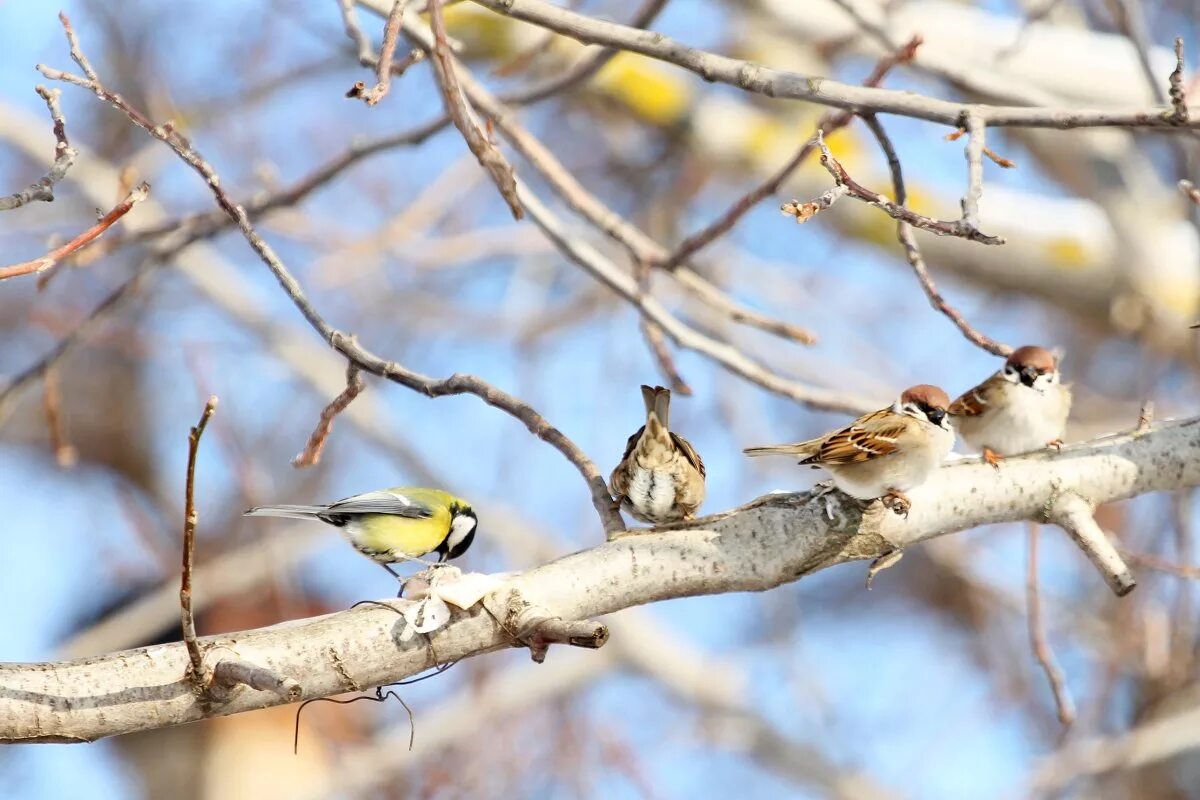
{"left": 1, "top": 416, "right": 1197, "bottom": 743}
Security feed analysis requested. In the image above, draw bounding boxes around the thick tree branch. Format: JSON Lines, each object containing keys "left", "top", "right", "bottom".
{"left": 465, "top": 0, "right": 1199, "bottom": 130}
{"left": 2, "top": 417, "right": 1196, "bottom": 742}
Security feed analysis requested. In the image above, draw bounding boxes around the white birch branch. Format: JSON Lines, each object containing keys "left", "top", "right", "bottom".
{"left": 1, "top": 417, "right": 1197, "bottom": 743}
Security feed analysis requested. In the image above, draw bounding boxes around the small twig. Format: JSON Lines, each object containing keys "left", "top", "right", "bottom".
{"left": 1136, "top": 400, "right": 1155, "bottom": 434}
{"left": 41, "top": 367, "right": 77, "bottom": 468}
{"left": 338, "top": 0, "right": 375, "bottom": 65}
{"left": 346, "top": 0, "right": 410, "bottom": 105}
{"left": 943, "top": 129, "right": 1016, "bottom": 168}
{"left": 293, "top": 362, "right": 366, "bottom": 467}
{"left": 1168, "top": 37, "right": 1188, "bottom": 124}
{"left": 1180, "top": 179, "right": 1200, "bottom": 205}
{"left": 518, "top": 616, "right": 609, "bottom": 664}
{"left": 960, "top": 111, "right": 985, "bottom": 231}
{"left": 58, "top": 12, "right": 99, "bottom": 83}
{"left": 1119, "top": 547, "right": 1200, "bottom": 580}
{"left": 426, "top": 0, "right": 523, "bottom": 219}
{"left": 780, "top": 185, "right": 849, "bottom": 224}
{"left": 210, "top": 658, "right": 302, "bottom": 701}
{"left": 1043, "top": 490, "right": 1136, "bottom": 596}
{"left": 808, "top": 129, "right": 1005, "bottom": 245}
{"left": 1026, "top": 523, "right": 1076, "bottom": 727}
{"left": 0, "top": 182, "right": 150, "bottom": 282}
{"left": 0, "top": 86, "right": 76, "bottom": 211}
{"left": 857, "top": 116, "right": 1012, "bottom": 357}
{"left": 658, "top": 35, "right": 922, "bottom": 270}
{"left": 181, "top": 396, "right": 218, "bottom": 688}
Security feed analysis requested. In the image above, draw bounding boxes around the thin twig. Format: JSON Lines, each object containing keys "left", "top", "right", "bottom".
{"left": 856, "top": 116, "right": 1012, "bottom": 357}
{"left": 808, "top": 129, "right": 1004, "bottom": 245}
{"left": 634, "top": 259, "right": 691, "bottom": 395}
{"left": 38, "top": 25, "right": 622, "bottom": 535}
{"left": 1026, "top": 523, "right": 1076, "bottom": 727}
{"left": 0, "top": 86, "right": 76, "bottom": 211}
{"left": 293, "top": 362, "right": 366, "bottom": 467}
{"left": 41, "top": 367, "right": 77, "bottom": 468}
{"left": 1119, "top": 547, "right": 1200, "bottom": 580}
{"left": 960, "top": 110, "right": 985, "bottom": 231}
{"left": 1168, "top": 37, "right": 1189, "bottom": 124}
{"left": 338, "top": 0, "right": 375, "bottom": 65}
{"left": 658, "top": 35, "right": 922, "bottom": 270}
{"left": 426, "top": 0, "right": 523, "bottom": 219}
{"left": 346, "top": 0, "right": 410, "bottom": 105}
{"left": 181, "top": 396, "right": 218, "bottom": 688}
{"left": 0, "top": 182, "right": 150, "bottom": 282}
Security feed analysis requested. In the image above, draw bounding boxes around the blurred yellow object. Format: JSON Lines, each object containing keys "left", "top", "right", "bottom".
{"left": 594, "top": 53, "right": 692, "bottom": 126}
{"left": 436, "top": 4, "right": 521, "bottom": 59}
{"left": 1044, "top": 236, "right": 1090, "bottom": 269}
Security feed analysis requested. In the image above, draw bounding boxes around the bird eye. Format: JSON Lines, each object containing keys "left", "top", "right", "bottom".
{"left": 1004, "top": 365, "right": 1017, "bottom": 375}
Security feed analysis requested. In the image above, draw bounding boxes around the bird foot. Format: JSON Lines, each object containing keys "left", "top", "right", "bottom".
{"left": 983, "top": 447, "right": 1004, "bottom": 469}
{"left": 1046, "top": 438, "right": 1064, "bottom": 452}
{"left": 881, "top": 490, "right": 910, "bottom": 518}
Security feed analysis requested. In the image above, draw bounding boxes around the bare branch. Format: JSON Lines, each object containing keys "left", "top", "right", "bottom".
{"left": 0, "top": 86, "right": 76, "bottom": 211}
{"left": 1026, "top": 523, "right": 1076, "bottom": 727}
{"left": 960, "top": 111, "right": 986, "bottom": 232}
{"left": 858, "top": 114, "right": 1013, "bottom": 357}
{"left": 659, "top": 35, "right": 922, "bottom": 270}
{"left": 0, "top": 182, "right": 150, "bottom": 282}
{"left": 4, "top": 417, "right": 1197, "bottom": 743}
{"left": 41, "top": 366, "right": 77, "bottom": 468}
{"left": 426, "top": 0, "right": 524, "bottom": 219}
{"left": 38, "top": 21, "right": 623, "bottom": 536}
{"left": 809, "top": 129, "right": 1005, "bottom": 245}
{"left": 1168, "top": 37, "right": 1189, "bottom": 123}
{"left": 1043, "top": 491, "right": 1136, "bottom": 597}
{"left": 293, "top": 362, "right": 366, "bottom": 468}
{"left": 345, "top": 0, "right": 410, "bottom": 105}
{"left": 465, "top": 0, "right": 1200, "bottom": 130}
{"left": 1180, "top": 179, "right": 1200, "bottom": 205}
{"left": 181, "top": 396, "right": 218, "bottom": 689}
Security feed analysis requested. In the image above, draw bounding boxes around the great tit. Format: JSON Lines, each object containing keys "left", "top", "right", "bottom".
{"left": 609, "top": 385, "right": 706, "bottom": 524}
{"left": 245, "top": 487, "right": 477, "bottom": 579}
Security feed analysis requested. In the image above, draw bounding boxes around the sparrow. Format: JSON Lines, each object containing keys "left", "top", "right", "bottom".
{"left": 948, "top": 345, "right": 1071, "bottom": 468}
{"left": 245, "top": 487, "right": 477, "bottom": 580}
{"left": 743, "top": 384, "right": 954, "bottom": 516}
{"left": 610, "top": 385, "right": 706, "bottom": 524}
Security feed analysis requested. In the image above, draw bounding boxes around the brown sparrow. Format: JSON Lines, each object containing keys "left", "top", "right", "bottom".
{"left": 949, "top": 345, "right": 1071, "bottom": 468}
{"left": 610, "top": 385, "right": 706, "bottom": 524}
{"left": 743, "top": 384, "right": 954, "bottom": 516}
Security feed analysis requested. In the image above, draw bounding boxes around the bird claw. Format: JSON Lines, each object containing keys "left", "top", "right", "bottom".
{"left": 1046, "top": 438, "right": 1064, "bottom": 452}
{"left": 983, "top": 447, "right": 1004, "bottom": 469}
{"left": 881, "top": 490, "right": 910, "bottom": 518}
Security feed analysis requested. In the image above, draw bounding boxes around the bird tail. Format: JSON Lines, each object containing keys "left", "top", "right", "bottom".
{"left": 743, "top": 442, "right": 817, "bottom": 458}
{"left": 244, "top": 504, "right": 329, "bottom": 521}
{"left": 641, "top": 384, "right": 671, "bottom": 435}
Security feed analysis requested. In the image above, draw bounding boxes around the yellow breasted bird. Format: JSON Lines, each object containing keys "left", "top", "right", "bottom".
{"left": 245, "top": 487, "right": 477, "bottom": 579}
{"left": 610, "top": 385, "right": 706, "bottom": 524}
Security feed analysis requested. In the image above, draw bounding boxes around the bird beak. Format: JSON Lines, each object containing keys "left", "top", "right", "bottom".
{"left": 1019, "top": 367, "right": 1038, "bottom": 387}
{"left": 927, "top": 408, "right": 946, "bottom": 426}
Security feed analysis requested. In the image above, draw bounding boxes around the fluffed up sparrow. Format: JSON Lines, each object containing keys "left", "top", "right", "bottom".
{"left": 743, "top": 384, "right": 954, "bottom": 516}
{"left": 949, "top": 345, "right": 1071, "bottom": 468}
{"left": 610, "top": 385, "right": 706, "bottom": 524}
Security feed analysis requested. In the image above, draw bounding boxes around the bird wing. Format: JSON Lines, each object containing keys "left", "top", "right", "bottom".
{"left": 810, "top": 409, "right": 906, "bottom": 464}
{"left": 325, "top": 490, "right": 434, "bottom": 518}
{"left": 949, "top": 373, "right": 1000, "bottom": 417}
{"left": 671, "top": 432, "right": 706, "bottom": 477}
